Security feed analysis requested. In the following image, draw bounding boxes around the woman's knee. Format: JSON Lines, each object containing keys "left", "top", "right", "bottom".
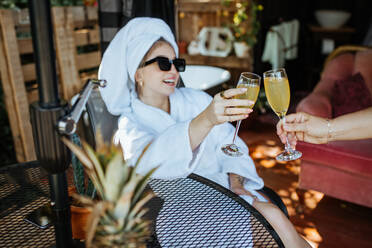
{"left": 253, "top": 201, "right": 288, "bottom": 225}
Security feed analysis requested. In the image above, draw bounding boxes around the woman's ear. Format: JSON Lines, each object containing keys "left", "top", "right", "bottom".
{"left": 134, "top": 69, "right": 142, "bottom": 83}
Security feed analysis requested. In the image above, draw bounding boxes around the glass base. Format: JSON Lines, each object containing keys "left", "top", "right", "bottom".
{"left": 276, "top": 149, "right": 302, "bottom": 162}
{"left": 221, "top": 144, "right": 243, "bottom": 157}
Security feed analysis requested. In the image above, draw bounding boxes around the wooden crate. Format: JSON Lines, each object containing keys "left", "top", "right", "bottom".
{"left": 175, "top": 0, "right": 253, "bottom": 83}
{"left": 0, "top": 6, "right": 101, "bottom": 162}
{"left": 175, "top": 0, "right": 236, "bottom": 43}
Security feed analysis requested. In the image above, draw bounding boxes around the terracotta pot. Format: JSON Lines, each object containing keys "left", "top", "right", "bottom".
{"left": 177, "top": 41, "right": 188, "bottom": 54}
{"left": 70, "top": 204, "right": 92, "bottom": 240}
{"left": 68, "top": 186, "right": 92, "bottom": 240}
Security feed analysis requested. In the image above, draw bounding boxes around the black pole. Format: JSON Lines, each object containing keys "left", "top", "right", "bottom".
{"left": 28, "top": 0, "right": 59, "bottom": 107}
{"left": 28, "top": 0, "right": 73, "bottom": 247}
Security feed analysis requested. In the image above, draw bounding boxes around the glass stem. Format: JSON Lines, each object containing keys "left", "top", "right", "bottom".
{"left": 232, "top": 120, "right": 242, "bottom": 144}
{"left": 282, "top": 116, "right": 292, "bottom": 152}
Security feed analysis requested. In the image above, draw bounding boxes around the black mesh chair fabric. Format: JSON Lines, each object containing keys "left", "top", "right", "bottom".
{"left": 84, "top": 88, "right": 119, "bottom": 145}
{"left": 149, "top": 174, "right": 284, "bottom": 247}
{"left": 0, "top": 162, "right": 55, "bottom": 247}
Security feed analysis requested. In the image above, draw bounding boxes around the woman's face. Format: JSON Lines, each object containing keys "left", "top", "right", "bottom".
{"left": 135, "top": 42, "right": 179, "bottom": 100}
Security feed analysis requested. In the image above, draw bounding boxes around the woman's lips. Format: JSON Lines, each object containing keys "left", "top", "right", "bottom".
{"left": 163, "top": 79, "right": 176, "bottom": 86}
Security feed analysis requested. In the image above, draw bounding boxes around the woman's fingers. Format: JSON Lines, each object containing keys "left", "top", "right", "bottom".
{"left": 223, "top": 98, "right": 254, "bottom": 108}
{"left": 283, "top": 122, "right": 307, "bottom": 132}
{"left": 219, "top": 87, "right": 247, "bottom": 99}
{"left": 224, "top": 107, "right": 253, "bottom": 115}
{"left": 222, "top": 114, "right": 249, "bottom": 123}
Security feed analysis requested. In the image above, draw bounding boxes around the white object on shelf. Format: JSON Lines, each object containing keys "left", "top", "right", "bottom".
{"left": 321, "top": 38, "right": 335, "bottom": 54}
{"left": 180, "top": 65, "right": 231, "bottom": 90}
{"left": 197, "top": 27, "right": 234, "bottom": 57}
{"left": 315, "top": 10, "right": 351, "bottom": 29}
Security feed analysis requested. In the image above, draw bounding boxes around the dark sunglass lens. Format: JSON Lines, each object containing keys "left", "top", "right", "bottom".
{"left": 173, "top": 59, "right": 186, "bottom": 72}
{"left": 157, "top": 57, "right": 171, "bottom": 71}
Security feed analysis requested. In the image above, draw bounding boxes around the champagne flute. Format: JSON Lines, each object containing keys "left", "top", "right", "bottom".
{"left": 221, "top": 72, "right": 261, "bottom": 157}
{"left": 263, "top": 68, "right": 302, "bottom": 161}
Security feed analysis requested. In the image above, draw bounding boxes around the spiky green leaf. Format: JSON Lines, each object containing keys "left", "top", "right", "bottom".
{"left": 104, "top": 152, "right": 128, "bottom": 201}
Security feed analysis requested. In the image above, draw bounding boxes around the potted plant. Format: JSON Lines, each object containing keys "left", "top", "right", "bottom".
{"left": 222, "top": 0, "right": 263, "bottom": 58}
{"left": 69, "top": 134, "right": 96, "bottom": 240}
{"left": 62, "top": 133, "right": 156, "bottom": 247}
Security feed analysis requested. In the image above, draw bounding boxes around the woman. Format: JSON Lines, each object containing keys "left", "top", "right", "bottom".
{"left": 99, "top": 17, "right": 310, "bottom": 248}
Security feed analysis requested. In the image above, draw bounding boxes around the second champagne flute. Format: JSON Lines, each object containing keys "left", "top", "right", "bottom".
{"left": 263, "top": 68, "right": 302, "bottom": 161}
{"left": 221, "top": 72, "right": 261, "bottom": 157}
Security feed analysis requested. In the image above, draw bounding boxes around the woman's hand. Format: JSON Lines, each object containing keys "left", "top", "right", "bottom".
{"left": 189, "top": 88, "right": 254, "bottom": 151}
{"left": 277, "top": 112, "right": 330, "bottom": 145}
{"left": 203, "top": 88, "right": 254, "bottom": 127}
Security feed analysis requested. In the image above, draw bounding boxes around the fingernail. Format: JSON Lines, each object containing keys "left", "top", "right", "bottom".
{"left": 240, "top": 88, "right": 247, "bottom": 92}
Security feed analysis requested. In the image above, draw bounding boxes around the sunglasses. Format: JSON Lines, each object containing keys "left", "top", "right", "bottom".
{"left": 144, "top": 56, "right": 186, "bottom": 72}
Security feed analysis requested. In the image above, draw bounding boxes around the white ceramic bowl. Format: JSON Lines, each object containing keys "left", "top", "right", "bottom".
{"left": 315, "top": 10, "right": 351, "bottom": 28}
{"left": 180, "top": 65, "right": 231, "bottom": 90}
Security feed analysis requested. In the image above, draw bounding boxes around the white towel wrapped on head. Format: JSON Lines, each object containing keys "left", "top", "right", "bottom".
{"left": 98, "top": 17, "right": 179, "bottom": 116}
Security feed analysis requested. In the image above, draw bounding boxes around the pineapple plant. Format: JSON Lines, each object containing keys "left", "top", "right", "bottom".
{"left": 62, "top": 133, "right": 156, "bottom": 248}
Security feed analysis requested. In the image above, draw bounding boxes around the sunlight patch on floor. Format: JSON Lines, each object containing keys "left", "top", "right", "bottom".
{"left": 304, "top": 190, "right": 324, "bottom": 209}
{"left": 259, "top": 159, "right": 276, "bottom": 168}
{"left": 304, "top": 227, "right": 322, "bottom": 243}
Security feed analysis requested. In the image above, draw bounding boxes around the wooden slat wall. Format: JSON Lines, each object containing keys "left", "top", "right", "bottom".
{"left": 0, "top": 6, "right": 101, "bottom": 163}
{"left": 0, "top": 10, "right": 36, "bottom": 162}
{"left": 52, "top": 7, "right": 81, "bottom": 100}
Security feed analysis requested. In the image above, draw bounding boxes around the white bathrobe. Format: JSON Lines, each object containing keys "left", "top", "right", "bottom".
{"left": 115, "top": 87, "right": 265, "bottom": 204}
{"left": 98, "top": 17, "right": 265, "bottom": 204}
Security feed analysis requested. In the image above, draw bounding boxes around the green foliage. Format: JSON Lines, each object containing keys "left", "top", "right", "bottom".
{"left": 51, "top": 0, "right": 84, "bottom": 6}
{"left": 71, "top": 133, "right": 96, "bottom": 198}
{"left": 62, "top": 135, "right": 155, "bottom": 247}
{"left": 254, "top": 88, "right": 270, "bottom": 114}
{"left": 222, "top": 0, "right": 264, "bottom": 46}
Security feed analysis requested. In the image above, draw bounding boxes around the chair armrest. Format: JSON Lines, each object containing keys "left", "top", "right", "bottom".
{"left": 296, "top": 92, "right": 332, "bottom": 118}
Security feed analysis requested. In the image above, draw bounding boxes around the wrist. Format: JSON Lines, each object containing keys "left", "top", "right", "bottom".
{"left": 198, "top": 110, "right": 215, "bottom": 129}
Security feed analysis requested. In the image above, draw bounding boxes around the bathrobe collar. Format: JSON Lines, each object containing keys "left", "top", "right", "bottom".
{"left": 131, "top": 89, "right": 180, "bottom": 133}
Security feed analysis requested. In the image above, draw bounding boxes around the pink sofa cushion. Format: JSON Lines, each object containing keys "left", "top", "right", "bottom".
{"left": 314, "top": 53, "right": 355, "bottom": 97}
{"left": 296, "top": 93, "right": 332, "bottom": 118}
{"left": 331, "top": 72, "right": 372, "bottom": 117}
{"left": 297, "top": 139, "right": 372, "bottom": 176}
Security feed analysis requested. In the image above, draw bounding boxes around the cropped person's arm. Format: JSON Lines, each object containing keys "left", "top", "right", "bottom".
{"left": 329, "top": 107, "right": 372, "bottom": 141}
{"left": 277, "top": 107, "right": 372, "bottom": 145}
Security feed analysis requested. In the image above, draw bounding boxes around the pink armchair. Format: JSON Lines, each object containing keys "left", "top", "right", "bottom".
{"left": 295, "top": 46, "right": 372, "bottom": 208}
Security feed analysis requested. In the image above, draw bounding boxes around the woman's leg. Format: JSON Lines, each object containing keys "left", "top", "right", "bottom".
{"left": 253, "top": 200, "right": 311, "bottom": 248}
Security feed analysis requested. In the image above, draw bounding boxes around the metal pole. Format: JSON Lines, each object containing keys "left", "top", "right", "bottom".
{"left": 28, "top": 0, "right": 59, "bottom": 108}
{"left": 28, "top": 0, "right": 73, "bottom": 247}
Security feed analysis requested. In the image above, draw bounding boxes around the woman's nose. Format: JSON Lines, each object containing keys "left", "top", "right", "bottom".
{"left": 170, "top": 63, "right": 178, "bottom": 73}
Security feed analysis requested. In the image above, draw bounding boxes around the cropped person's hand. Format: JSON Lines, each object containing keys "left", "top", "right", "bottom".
{"left": 203, "top": 88, "right": 254, "bottom": 126}
{"left": 277, "top": 112, "right": 330, "bottom": 145}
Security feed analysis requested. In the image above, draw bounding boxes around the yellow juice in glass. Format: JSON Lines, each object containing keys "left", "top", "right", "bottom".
{"left": 264, "top": 77, "right": 290, "bottom": 118}
{"left": 234, "top": 84, "right": 260, "bottom": 108}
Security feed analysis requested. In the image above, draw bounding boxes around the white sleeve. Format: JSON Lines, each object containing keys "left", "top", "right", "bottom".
{"left": 116, "top": 116, "right": 206, "bottom": 180}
